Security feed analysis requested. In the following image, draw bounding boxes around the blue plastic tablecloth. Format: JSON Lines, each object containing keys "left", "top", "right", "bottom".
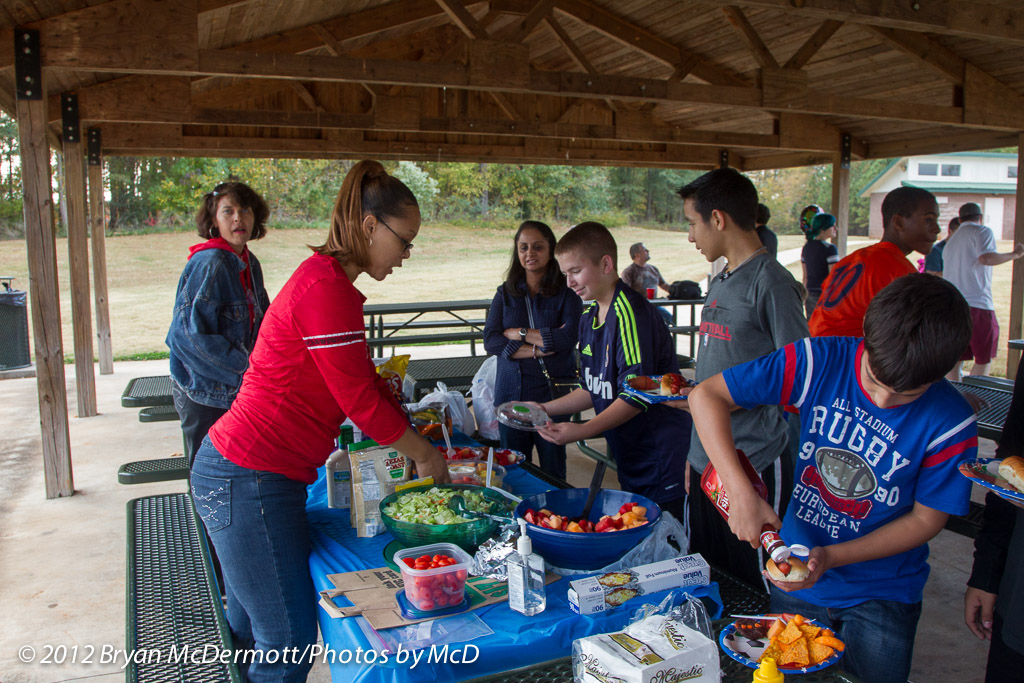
{"left": 306, "top": 436, "right": 721, "bottom": 683}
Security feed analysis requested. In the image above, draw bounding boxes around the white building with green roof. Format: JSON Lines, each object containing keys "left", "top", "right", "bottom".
{"left": 858, "top": 152, "right": 1017, "bottom": 240}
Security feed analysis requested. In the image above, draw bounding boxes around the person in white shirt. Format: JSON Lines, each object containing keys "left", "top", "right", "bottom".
{"left": 942, "top": 202, "right": 1024, "bottom": 380}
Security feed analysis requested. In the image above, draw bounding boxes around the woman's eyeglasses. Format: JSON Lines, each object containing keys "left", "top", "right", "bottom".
{"left": 377, "top": 218, "right": 414, "bottom": 253}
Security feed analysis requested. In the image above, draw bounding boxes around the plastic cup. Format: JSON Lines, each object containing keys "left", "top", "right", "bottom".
{"left": 646, "top": 287, "right": 656, "bottom": 299}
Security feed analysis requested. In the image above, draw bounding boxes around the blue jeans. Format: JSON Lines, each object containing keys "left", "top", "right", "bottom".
{"left": 191, "top": 437, "right": 318, "bottom": 683}
{"left": 499, "top": 422, "right": 566, "bottom": 480}
{"left": 770, "top": 586, "right": 922, "bottom": 683}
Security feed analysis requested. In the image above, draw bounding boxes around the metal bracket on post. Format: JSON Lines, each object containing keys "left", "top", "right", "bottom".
{"left": 719, "top": 149, "right": 729, "bottom": 168}
{"left": 87, "top": 128, "right": 102, "bottom": 166}
{"left": 14, "top": 29, "right": 42, "bottom": 100}
{"left": 840, "top": 133, "right": 851, "bottom": 170}
{"left": 62, "top": 93, "right": 80, "bottom": 144}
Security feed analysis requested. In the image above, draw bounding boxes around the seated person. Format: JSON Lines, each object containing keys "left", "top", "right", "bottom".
{"left": 537, "top": 223, "right": 690, "bottom": 521}
{"left": 688, "top": 274, "right": 977, "bottom": 683}
{"left": 621, "top": 242, "right": 672, "bottom": 325}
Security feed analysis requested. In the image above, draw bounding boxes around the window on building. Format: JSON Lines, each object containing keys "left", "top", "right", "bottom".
{"left": 1010, "top": 166, "right": 1018, "bottom": 179}
{"left": 941, "top": 164, "right": 961, "bottom": 177}
{"left": 918, "top": 163, "right": 938, "bottom": 176}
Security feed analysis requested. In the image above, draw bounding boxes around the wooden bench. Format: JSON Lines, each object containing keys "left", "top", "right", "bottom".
{"left": 126, "top": 493, "right": 239, "bottom": 682}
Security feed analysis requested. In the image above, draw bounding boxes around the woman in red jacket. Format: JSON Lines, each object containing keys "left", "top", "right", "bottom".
{"left": 190, "top": 160, "right": 449, "bottom": 682}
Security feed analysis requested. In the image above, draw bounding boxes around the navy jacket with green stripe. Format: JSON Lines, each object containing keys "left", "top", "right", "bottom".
{"left": 578, "top": 280, "right": 690, "bottom": 504}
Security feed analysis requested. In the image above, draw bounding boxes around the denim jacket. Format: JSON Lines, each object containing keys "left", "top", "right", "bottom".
{"left": 166, "top": 247, "right": 270, "bottom": 408}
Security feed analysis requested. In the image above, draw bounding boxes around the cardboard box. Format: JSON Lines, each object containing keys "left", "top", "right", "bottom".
{"left": 567, "top": 553, "right": 710, "bottom": 615}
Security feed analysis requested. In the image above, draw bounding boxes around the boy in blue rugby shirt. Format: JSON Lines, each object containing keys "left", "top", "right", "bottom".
{"left": 688, "top": 274, "right": 977, "bottom": 683}
{"left": 537, "top": 222, "right": 690, "bottom": 521}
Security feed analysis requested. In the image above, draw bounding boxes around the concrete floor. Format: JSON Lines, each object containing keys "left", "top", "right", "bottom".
{"left": 0, "top": 355, "right": 995, "bottom": 682}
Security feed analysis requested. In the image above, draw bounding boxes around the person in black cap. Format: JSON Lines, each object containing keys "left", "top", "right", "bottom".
{"left": 801, "top": 212, "right": 840, "bottom": 318}
{"left": 943, "top": 201, "right": 1024, "bottom": 380}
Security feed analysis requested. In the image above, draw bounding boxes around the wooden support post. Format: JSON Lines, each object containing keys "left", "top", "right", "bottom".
{"left": 1008, "top": 134, "right": 1024, "bottom": 378}
{"left": 88, "top": 128, "right": 113, "bottom": 375}
{"left": 61, "top": 93, "right": 97, "bottom": 417}
{"left": 15, "top": 29, "right": 73, "bottom": 498}
{"left": 831, "top": 133, "right": 851, "bottom": 258}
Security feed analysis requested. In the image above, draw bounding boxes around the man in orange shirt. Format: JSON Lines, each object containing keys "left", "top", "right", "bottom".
{"left": 810, "top": 187, "right": 940, "bottom": 337}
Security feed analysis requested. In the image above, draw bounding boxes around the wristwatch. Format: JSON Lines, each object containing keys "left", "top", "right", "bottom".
{"left": 519, "top": 327, "right": 528, "bottom": 341}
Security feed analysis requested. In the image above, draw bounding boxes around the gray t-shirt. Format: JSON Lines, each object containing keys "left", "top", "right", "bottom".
{"left": 943, "top": 221, "right": 997, "bottom": 310}
{"left": 689, "top": 252, "right": 809, "bottom": 472}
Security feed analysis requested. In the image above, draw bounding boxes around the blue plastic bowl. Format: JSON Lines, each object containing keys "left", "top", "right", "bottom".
{"left": 513, "top": 488, "right": 662, "bottom": 570}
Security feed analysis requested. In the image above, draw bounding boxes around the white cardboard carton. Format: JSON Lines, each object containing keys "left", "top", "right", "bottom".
{"left": 573, "top": 613, "right": 719, "bottom": 683}
{"left": 567, "top": 553, "right": 710, "bottom": 615}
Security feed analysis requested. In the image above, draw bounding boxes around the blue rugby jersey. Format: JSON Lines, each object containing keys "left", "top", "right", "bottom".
{"left": 724, "top": 336, "right": 977, "bottom": 607}
{"left": 577, "top": 280, "right": 690, "bottom": 503}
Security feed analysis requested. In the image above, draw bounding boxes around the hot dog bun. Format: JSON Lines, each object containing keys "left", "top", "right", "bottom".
{"left": 998, "top": 456, "right": 1024, "bottom": 493}
{"left": 660, "top": 373, "right": 684, "bottom": 396}
{"left": 767, "top": 556, "right": 809, "bottom": 583}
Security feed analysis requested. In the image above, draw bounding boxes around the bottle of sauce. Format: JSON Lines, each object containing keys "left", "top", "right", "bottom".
{"left": 752, "top": 656, "right": 784, "bottom": 683}
{"left": 701, "top": 450, "right": 800, "bottom": 577}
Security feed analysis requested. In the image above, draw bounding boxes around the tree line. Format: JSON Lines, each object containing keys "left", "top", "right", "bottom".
{"left": 0, "top": 112, "right": 892, "bottom": 239}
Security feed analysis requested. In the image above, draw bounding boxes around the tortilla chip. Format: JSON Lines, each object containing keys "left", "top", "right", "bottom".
{"left": 759, "top": 638, "right": 784, "bottom": 664}
{"left": 778, "top": 636, "right": 810, "bottom": 667}
{"left": 778, "top": 619, "right": 805, "bottom": 645}
{"left": 799, "top": 623, "right": 822, "bottom": 640}
{"left": 809, "top": 641, "right": 835, "bottom": 664}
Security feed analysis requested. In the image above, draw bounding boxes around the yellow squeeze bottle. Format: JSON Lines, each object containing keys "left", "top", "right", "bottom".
{"left": 752, "top": 657, "right": 784, "bottom": 683}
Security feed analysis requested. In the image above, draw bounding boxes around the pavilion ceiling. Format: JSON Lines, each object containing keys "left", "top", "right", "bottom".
{"left": 0, "top": 0, "right": 1022, "bottom": 169}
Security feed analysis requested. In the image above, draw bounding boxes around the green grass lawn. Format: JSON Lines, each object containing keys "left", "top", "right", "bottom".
{"left": 0, "top": 223, "right": 1018, "bottom": 377}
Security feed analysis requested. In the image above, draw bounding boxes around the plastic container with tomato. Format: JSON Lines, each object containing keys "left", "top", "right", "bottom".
{"left": 395, "top": 542, "right": 473, "bottom": 612}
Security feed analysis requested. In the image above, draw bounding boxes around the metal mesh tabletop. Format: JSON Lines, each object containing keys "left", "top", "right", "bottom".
{"left": 122, "top": 375, "right": 175, "bottom": 408}
{"left": 119, "top": 457, "right": 190, "bottom": 485}
{"left": 952, "top": 381, "right": 1013, "bottom": 441}
{"left": 126, "top": 494, "right": 238, "bottom": 682}
{"left": 407, "top": 356, "right": 489, "bottom": 398}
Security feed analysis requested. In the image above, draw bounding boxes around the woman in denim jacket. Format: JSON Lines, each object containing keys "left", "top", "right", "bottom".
{"left": 484, "top": 221, "right": 582, "bottom": 479}
{"left": 166, "top": 181, "right": 271, "bottom": 466}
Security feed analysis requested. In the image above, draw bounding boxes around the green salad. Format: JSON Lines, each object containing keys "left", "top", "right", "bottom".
{"left": 383, "top": 487, "right": 503, "bottom": 525}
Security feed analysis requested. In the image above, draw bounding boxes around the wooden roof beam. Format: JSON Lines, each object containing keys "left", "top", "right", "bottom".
{"left": 544, "top": 16, "right": 617, "bottom": 112}
{"left": 435, "top": 0, "right": 489, "bottom": 39}
{"left": 190, "top": 48, "right": 1004, "bottom": 129}
{"left": 509, "top": 0, "right": 555, "bottom": 43}
{"left": 553, "top": 0, "right": 749, "bottom": 87}
{"left": 721, "top": 5, "right": 779, "bottom": 69}
{"left": 868, "top": 129, "right": 1020, "bottom": 159}
{"left": 863, "top": 25, "right": 965, "bottom": 84}
{"left": 783, "top": 19, "right": 843, "bottom": 70}
{"left": 688, "top": 0, "right": 1024, "bottom": 45}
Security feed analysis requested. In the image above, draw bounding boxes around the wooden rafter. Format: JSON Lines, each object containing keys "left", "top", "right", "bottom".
{"left": 543, "top": 15, "right": 617, "bottom": 112}
{"left": 688, "top": 0, "right": 1024, "bottom": 45}
{"left": 509, "top": 0, "right": 555, "bottom": 42}
{"left": 721, "top": 6, "right": 779, "bottom": 69}
{"left": 288, "top": 81, "right": 324, "bottom": 112}
{"left": 554, "top": 0, "right": 748, "bottom": 87}
{"left": 783, "top": 19, "right": 843, "bottom": 70}
{"left": 863, "top": 25, "right": 965, "bottom": 84}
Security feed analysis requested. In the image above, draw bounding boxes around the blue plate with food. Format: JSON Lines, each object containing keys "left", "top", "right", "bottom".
{"left": 720, "top": 614, "right": 845, "bottom": 673}
{"left": 959, "top": 457, "right": 1024, "bottom": 504}
{"left": 621, "top": 373, "right": 695, "bottom": 404}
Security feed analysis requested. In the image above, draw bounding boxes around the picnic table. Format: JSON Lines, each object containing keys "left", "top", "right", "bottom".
{"left": 951, "top": 380, "right": 1014, "bottom": 442}
{"left": 306, "top": 436, "right": 859, "bottom": 683}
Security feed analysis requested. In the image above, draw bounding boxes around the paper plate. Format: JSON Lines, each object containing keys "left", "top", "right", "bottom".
{"left": 719, "top": 617, "right": 844, "bottom": 674}
{"left": 621, "top": 375, "right": 695, "bottom": 404}
{"left": 496, "top": 402, "right": 550, "bottom": 432}
{"left": 959, "top": 458, "right": 1024, "bottom": 504}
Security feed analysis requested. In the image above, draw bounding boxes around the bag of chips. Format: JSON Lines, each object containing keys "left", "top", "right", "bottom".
{"left": 374, "top": 354, "right": 410, "bottom": 403}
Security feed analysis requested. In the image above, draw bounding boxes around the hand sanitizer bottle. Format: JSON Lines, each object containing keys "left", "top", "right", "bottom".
{"left": 507, "top": 518, "right": 546, "bottom": 616}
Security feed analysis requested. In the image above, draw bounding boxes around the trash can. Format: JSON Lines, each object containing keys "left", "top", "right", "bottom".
{"left": 0, "top": 277, "right": 31, "bottom": 370}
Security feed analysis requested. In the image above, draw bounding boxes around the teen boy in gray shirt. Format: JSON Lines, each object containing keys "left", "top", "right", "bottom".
{"left": 673, "top": 168, "right": 808, "bottom": 589}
